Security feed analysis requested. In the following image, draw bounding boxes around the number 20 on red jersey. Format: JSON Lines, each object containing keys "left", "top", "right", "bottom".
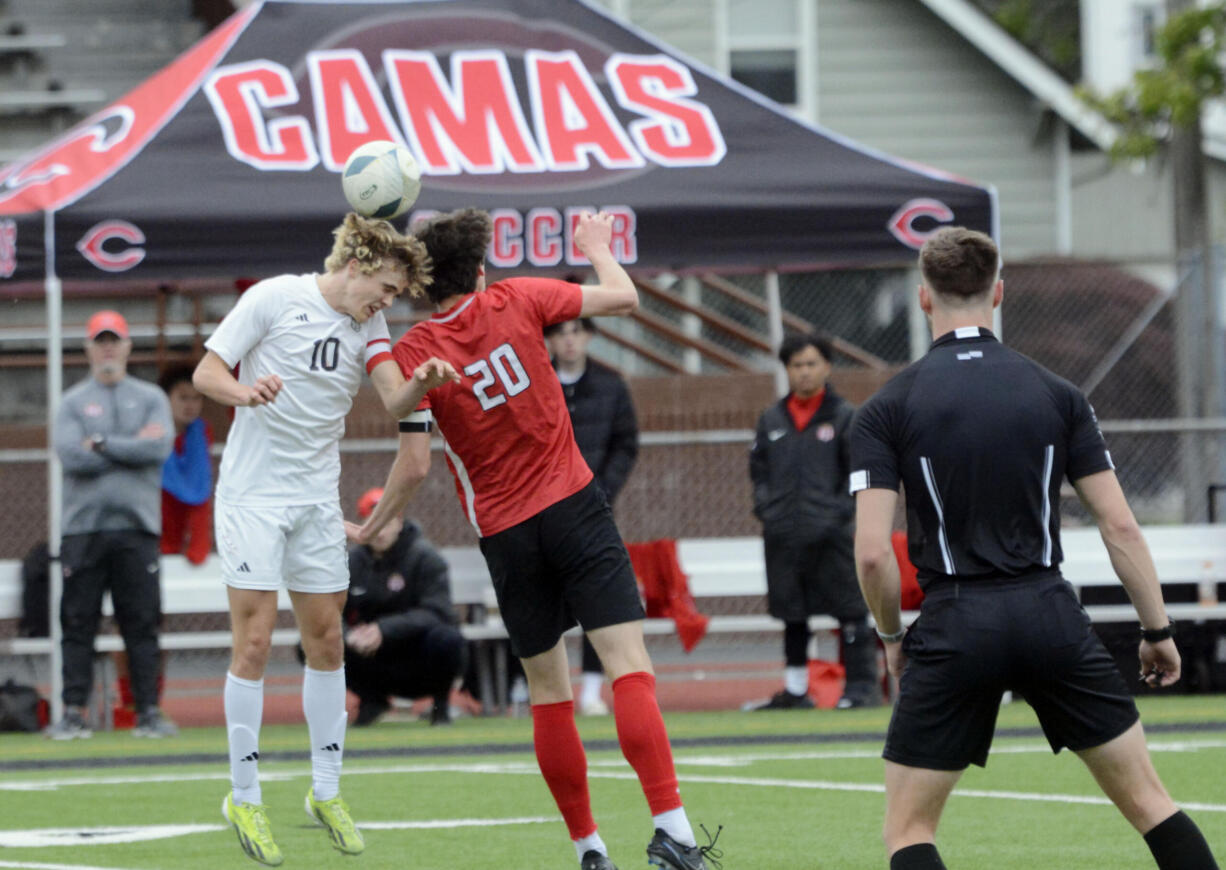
{"left": 464, "top": 342, "right": 531, "bottom": 410}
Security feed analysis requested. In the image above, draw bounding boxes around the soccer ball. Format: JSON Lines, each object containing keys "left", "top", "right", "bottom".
{"left": 341, "top": 140, "right": 422, "bottom": 220}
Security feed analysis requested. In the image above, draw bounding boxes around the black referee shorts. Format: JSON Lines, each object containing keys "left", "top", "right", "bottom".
{"left": 883, "top": 573, "right": 1139, "bottom": 771}
{"left": 764, "top": 528, "right": 866, "bottom": 623}
{"left": 478, "top": 480, "right": 645, "bottom": 659}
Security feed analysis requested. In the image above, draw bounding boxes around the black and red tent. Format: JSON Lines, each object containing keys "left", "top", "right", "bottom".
{"left": 0, "top": 0, "right": 997, "bottom": 719}
{"left": 0, "top": 0, "right": 995, "bottom": 283}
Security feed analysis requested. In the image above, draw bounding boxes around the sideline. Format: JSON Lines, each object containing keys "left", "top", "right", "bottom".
{"left": 2, "top": 739, "right": 1223, "bottom": 794}
{"left": 5, "top": 719, "right": 1226, "bottom": 773}
{"left": 0, "top": 817, "right": 556, "bottom": 849}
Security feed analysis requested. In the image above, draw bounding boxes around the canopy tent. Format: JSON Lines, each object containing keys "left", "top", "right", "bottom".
{"left": 0, "top": 0, "right": 996, "bottom": 720}
{"left": 0, "top": 0, "right": 995, "bottom": 280}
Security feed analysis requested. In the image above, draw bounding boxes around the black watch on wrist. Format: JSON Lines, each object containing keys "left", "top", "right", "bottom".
{"left": 1140, "top": 621, "right": 1175, "bottom": 643}
{"left": 89, "top": 433, "right": 107, "bottom": 452}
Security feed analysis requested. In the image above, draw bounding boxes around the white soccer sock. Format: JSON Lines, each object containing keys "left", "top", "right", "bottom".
{"left": 303, "top": 665, "right": 347, "bottom": 802}
{"left": 573, "top": 831, "right": 608, "bottom": 862}
{"left": 653, "top": 806, "right": 696, "bottom": 847}
{"left": 225, "top": 671, "right": 264, "bottom": 806}
{"left": 580, "top": 672, "right": 604, "bottom": 706}
{"left": 784, "top": 665, "right": 809, "bottom": 696}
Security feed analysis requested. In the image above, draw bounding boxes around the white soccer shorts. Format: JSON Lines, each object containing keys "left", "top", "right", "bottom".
{"left": 214, "top": 498, "right": 349, "bottom": 593}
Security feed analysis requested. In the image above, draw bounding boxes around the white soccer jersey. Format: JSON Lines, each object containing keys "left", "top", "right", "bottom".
{"left": 206, "top": 273, "right": 393, "bottom": 506}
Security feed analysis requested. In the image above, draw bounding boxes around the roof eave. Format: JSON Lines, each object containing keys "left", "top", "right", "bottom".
{"left": 916, "top": 0, "right": 1118, "bottom": 152}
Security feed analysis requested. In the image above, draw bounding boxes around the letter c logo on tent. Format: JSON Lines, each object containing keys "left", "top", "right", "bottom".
{"left": 77, "top": 220, "right": 146, "bottom": 272}
{"left": 887, "top": 198, "right": 955, "bottom": 250}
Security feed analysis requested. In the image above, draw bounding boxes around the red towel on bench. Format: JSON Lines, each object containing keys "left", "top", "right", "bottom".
{"left": 625, "top": 539, "right": 710, "bottom": 652}
{"left": 892, "top": 530, "right": 925, "bottom": 610}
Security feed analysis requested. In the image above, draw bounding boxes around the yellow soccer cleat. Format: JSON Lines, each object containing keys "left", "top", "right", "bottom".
{"left": 305, "top": 788, "right": 365, "bottom": 855}
{"left": 222, "top": 792, "right": 283, "bottom": 867}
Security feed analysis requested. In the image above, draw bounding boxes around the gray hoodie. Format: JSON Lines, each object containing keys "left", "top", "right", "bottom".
{"left": 53, "top": 375, "right": 175, "bottom": 537}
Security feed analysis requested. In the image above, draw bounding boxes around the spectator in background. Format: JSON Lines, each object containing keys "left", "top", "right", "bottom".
{"left": 158, "top": 364, "right": 213, "bottom": 565}
{"left": 545, "top": 315, "right": 640, "bottom": 717}
{"left": 19, "top": 541, "right": 50, "bottom": 638}
{"left": 48, "top": 310, "right": 178, "bottom": 739}
{"left": 748, "top": 332, "right": 878, "bottom": 711}
{"left": 344, "top": 487, "right": 465, "bottom": 727}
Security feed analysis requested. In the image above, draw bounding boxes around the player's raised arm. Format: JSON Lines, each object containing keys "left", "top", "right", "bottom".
{"left": 192, "top": 350, "right": 282, "bottom": 407}
{"left": 368, "top": 356, "right": 460, "bottom": 420}
{"left": 575, "top": 212, "right": 638, "bottom": 317}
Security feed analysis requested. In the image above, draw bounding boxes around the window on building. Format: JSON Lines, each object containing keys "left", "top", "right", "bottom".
{"left": 724, "top": 0, "right": 810, "bottom": 116}
{"left": 1133, "top": 3, "right": 1163, "bottom": 68}
{"left": 729, "top": 49, "right": 797, "bottom": 104}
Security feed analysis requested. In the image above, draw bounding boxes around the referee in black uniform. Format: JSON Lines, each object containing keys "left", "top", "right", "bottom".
{"left": 849, "top": 227, "right": 1218, "bottom": 870}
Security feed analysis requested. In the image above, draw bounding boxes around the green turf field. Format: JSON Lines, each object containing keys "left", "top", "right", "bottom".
{"left": 2, "top": 696, "right": 1223, "bottom": 869}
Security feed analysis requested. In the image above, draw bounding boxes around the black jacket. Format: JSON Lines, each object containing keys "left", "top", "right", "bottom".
{"left": 749, "top": 387, "right": 856, "bottom": 539}
{"left": 556, "top": 359, "right": 639, "bottom": 504}
{"left": 345, "top": 521, "right": 457, "bottom": 644}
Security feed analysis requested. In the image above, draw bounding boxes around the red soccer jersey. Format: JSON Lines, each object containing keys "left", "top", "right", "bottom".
{"left": 392, "top": 277, "right": 593, "bottom": 536}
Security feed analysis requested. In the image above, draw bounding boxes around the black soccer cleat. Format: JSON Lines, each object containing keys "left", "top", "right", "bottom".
{"left": 747, "top": 689, "right": 814, "bottom": 711}
{"left": 646, "top": 825, "right": 723, "bottom": 870}
{"left": 580, "top": 849, "right": 618, "bottom": 870}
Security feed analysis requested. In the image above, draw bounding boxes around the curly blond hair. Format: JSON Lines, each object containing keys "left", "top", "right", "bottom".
{"left": 324, "top": 212, "right": 432, "bottom": 298}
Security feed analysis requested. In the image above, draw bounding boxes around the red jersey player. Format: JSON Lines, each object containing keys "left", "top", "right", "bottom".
{"left": 353, "top": 210, "right": 717, "bottom": 870}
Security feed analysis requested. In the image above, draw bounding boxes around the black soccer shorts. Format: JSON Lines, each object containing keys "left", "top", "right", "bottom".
{"left": 478, "top": 480, "right": 645, "bottom": 659}
{"left": 883, "top": 573, "right": 1140, "bottom": 771}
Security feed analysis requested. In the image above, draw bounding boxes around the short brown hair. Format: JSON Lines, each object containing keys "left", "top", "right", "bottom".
{"left": 412, "top": 208, "right": 491, "bottom": 305}
{"left": 324, "top": 212, "right": 432, "bottom": 298}
{"left": 919, "top": 227, "right": 999, "bottom": 301}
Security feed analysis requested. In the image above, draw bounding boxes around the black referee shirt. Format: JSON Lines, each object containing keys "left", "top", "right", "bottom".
{"left": 849, "top": 327, "right": 1114, "bottom": 584}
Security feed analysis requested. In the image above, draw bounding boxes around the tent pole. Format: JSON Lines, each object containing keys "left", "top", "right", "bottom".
{"left": 45, "top": 208, "right": 64, "bottom": 725}
{"left": 765, "top": 270, "right": 786, "bottom": 397}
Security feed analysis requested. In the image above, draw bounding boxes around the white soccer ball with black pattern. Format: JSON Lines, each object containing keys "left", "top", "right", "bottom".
{"left": 341, "top": 140, "right": 422, "bottom": 220}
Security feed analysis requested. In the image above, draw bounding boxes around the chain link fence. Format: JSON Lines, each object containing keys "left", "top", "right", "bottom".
{"left": 2, "top": 256, "right": 1223, "bottom": 716}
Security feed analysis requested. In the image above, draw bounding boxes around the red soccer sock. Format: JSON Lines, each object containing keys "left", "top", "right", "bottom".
{"left": 531, "top": 700, "right": 597, "bottom": 841}
{"left": 612, "top": 671, "right": 683, "bottom": 814}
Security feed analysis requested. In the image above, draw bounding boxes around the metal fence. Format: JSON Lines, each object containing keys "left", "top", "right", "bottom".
{"left": 2, "top": 255, "right": 1224, "bottom": 552}
{"left": 2, "top": 256, "right": 1224, "bottom": 718}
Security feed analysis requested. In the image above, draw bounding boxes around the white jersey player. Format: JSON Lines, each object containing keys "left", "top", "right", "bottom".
{"left": 192, "top": 213, "right": 456, "bottom": 867}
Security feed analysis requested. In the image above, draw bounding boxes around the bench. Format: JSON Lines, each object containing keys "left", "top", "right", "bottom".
{"left": 0, "top": 87, "right": 106, "bottom": 113}
{"left": 0, "top": 34, "right": 68, "bottom": 53}
{"left": 3, "top": 526, "right": 1224, "bottom": 716}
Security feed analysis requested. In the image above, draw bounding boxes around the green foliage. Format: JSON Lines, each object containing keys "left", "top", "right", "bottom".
{"left": 1080, "top": 3, "right": 1226, "bottom": 161}
{"left": 984, "top": 0, "right": 1082, "bottom": 81}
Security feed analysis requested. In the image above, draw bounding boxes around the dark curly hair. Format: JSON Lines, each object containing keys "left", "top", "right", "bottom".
{"left": 412, "top": 208, "right": 491, "bottom": 305}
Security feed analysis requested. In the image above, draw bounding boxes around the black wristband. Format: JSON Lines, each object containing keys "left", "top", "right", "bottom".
{"left": 1140, "top": 621, "right": 1175, "bottom": 643}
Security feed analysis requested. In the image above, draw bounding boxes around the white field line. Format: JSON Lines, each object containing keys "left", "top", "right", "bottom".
{"left": 0, "top": 818, "right": 558, "bottom": 849}
{"left": 662, "top": 738, "right": 1226, "bottom": 767}
{"left": 361, "top": 816, "right": 555, "bottom": 830}
{"left": 582, "top": 771, "right": 1226, "bottom": 814}
{"left": 0, "top": 825, "right": 221, "bottom": 848}
{"left": 2, "top": 740, "right": 1223, "bottom": 813}
{"left": 5, "top": 739, "right": 1223, "bottom": 791}
{"left": 0, "top": 770, "right": 296, "bottom": 792}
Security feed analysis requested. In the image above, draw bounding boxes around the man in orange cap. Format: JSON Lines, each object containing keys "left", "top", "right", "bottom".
{"left": 49, "top": 309, "right": 178, "bottom": 739}
{"left": 341, "top": 487, "right": 464, "bottom": 727}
